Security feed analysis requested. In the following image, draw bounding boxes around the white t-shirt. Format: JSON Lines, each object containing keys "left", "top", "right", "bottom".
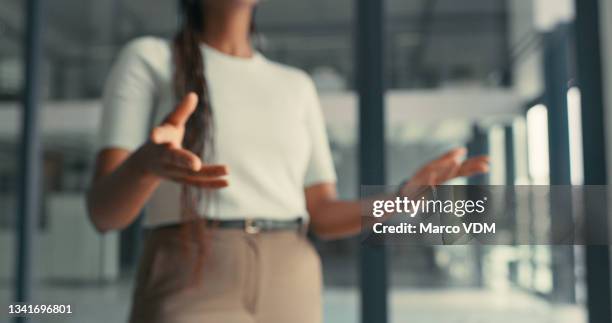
{"left": 99, "top": 37, "right": 337, "bottom": 227}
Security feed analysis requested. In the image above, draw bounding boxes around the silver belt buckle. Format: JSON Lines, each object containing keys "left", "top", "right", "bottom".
{"left": 245, "top": 218, "right": 261, "bottom": 234}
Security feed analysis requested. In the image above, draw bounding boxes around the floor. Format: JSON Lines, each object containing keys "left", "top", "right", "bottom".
{"left": 0, "top": 280, "right": 586, "bottom": 323}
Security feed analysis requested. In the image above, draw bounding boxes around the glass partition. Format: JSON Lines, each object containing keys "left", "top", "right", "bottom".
{"left": 384, "top": 1, "right": 586, "bottom": 322}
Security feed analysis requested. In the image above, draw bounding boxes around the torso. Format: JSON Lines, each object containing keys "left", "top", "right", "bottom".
{"left": 112, "top": 37, "right": 332, "bottom": 227}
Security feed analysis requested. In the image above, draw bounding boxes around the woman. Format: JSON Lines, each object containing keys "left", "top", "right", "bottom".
{"left": 87, "top": 0, "right": 489, "bottom": 322}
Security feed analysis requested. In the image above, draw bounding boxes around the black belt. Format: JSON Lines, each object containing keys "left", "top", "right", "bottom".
{"left": 212, "top": 218, "right": 305, "bottom": 234}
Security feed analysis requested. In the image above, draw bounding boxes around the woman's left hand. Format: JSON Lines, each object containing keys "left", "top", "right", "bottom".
{"left": 400, "top": 147, "right": 490, "bottom": 196}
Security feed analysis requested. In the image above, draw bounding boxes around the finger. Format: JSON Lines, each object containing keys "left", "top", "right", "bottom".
{"left": 424, "top": 147, "right": 467, "bottom": 173}
{"left": 181, "top": 179, "right": 229, "bottom": 189}
{"left": 150, "top": 125, "right": 183, "bottom": 146}
{"left": 426, "top": 151, "right": 462, "bottom": 182}
{"left": 164, "top": 92, "right": 198, "bottom": 127}
{"left": 174, "top": 175, "right": 228, "bottom": 188}
{"left": 160, "top": 148, "right": 203, "bottom": 171}
{"left": 433, "top": 152, "right": 487, "bottom": 182}
{"left": 198, "top": 164, "right": 229, "bottom": 177}
{"left": 437, "top": 160, "right": 462, "bottom": 184}
{"left": 461, "top": 155, "right": 490, "bottom": 169}
{"left": 162, "top": 163, "right": 228, "bottom": 177}
{"left": 457, "top": 157, "right": 490, "bottom": 177}
{"left": 457, "top": 164, "right": 489, "bottom": 177}
{"left": 170, "top": 176, "right": 229, "bottom": 189}
{"left": 436, "top": 147, "right": 467, "bottom": 162}
{"left": 161, "top": 164, "right": 228, "bottom": 180}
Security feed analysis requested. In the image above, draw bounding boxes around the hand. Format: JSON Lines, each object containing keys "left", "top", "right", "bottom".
{"left": 140, "top": 92, "right": 229, "bottom": 189}
{"left": 400, "top": 147, "right": 489, "bottom": 196}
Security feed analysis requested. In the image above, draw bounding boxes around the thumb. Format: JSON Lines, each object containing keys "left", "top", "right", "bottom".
{"left": 164, "top": 92, "right": 198, "bottom": 127}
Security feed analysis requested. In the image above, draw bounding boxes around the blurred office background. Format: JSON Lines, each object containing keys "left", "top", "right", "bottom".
{"left": 1, "top": 0, "right": 611, "bottom": 322}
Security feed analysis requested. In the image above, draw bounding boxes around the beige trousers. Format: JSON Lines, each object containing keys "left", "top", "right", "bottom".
{"left": 128, "top": 225, "right": 323, "bottom": 323}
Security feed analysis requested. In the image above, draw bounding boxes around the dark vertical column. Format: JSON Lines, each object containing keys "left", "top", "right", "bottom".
{"left": 504, "top": 125, "right": 519, "bottom": 284}
{"left": 500, "top": 0, "right": 514, "bottom": 87}
{"left": 544, "top": 26, "right": 572, "bottom": 186}
{"left": 543, "top": 24, "right": 576, "bottom": 304}
{"left": 15, "top": 0, "right": 45, "bottom": 322}
{"left": 356, "top": 0, "right": 387, "bottom": 322}
{"left": 467, "top": 125, "right": 488, "bottom": 287}
{"left": 467, "top": 125, "right": 489, "bottom": 185}
{"left": 504, "top": 126, "right": 515, "bottom": 186}
{"left": 575, "top": 1, "right": 612, "bottom": 322}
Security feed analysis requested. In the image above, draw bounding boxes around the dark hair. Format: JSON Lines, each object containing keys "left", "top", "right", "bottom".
{"left": 174, "top": 0, "right": 255, "bottom": 276}
{"left": 174, "top": 0, "right": 211, "bottom": 277}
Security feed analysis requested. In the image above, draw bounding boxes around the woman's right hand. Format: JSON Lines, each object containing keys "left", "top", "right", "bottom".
{"left": 140, "top": 92, "right": 229, "bottom": 189}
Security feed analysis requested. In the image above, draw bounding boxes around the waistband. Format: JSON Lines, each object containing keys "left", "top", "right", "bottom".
{"left": 156, "top": 218, "right": 306, "bottom": 235}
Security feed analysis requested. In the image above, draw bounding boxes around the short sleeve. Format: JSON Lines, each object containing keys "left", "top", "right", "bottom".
{"left": 98, "top": 38, "right": 158, "bottom": 151}
{"left": 302, "top": 75, "right": 338, "bottom": 187}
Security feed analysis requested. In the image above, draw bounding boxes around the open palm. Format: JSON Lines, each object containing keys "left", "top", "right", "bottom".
{"left": 400, "top": 148, "right": 489, "bottom": 196}
{"left": 144, "top": 93, "right": 229, "bottom": 188}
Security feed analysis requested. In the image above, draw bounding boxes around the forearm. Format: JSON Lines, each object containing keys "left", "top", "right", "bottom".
{"left": 86, "top": 146, "right": 160, "bottom": 233}
{"left": 310, "top": 199, "right": 363, "bottom": 240}
{"left": 309, "top": 191, "right": 423, "bottom": 240}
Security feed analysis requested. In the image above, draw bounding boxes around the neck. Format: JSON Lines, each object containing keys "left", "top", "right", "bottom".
{"left": 201, "top": 5, "right": 254, "bottom": 58}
